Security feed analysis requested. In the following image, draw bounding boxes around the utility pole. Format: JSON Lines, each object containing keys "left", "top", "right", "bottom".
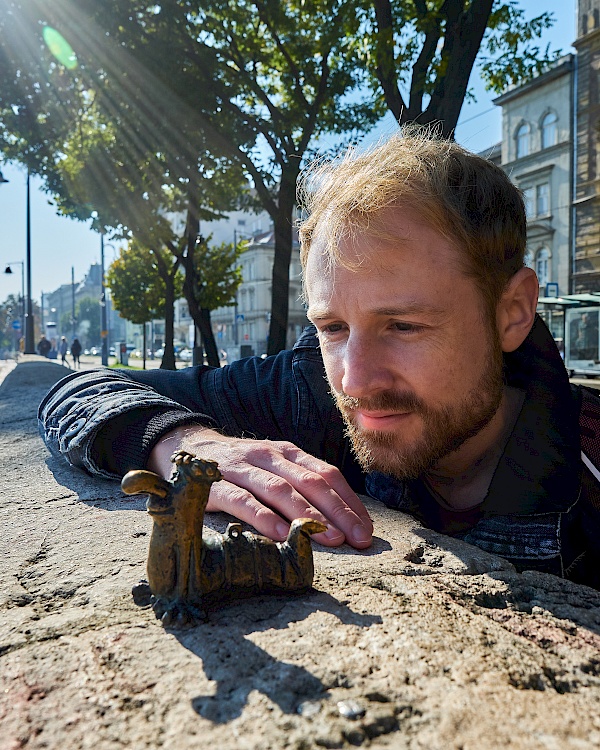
{"left": 24, "top": 169, "right": 35, "bottom": 353}
{"left": 100, "top": 233, "right": 108, "bottom": 366}
{"left": 71, "top": 267, "right": 76, "bottom": 339}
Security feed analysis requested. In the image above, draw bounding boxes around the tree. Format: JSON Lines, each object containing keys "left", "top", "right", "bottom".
{"left": 106, "top": 242, "right": 183, "bottom": 370}
{"left": 73, "top": 295, "right": 100, "bottom": 348}
{"left": 364, "top": 0, "right": 561, "bottom": 137}
{"left": 0, "top": 294, "right": 23, "bottom": 352}
{"left": 173, "top": 232, "right": 243, "bottom": 367}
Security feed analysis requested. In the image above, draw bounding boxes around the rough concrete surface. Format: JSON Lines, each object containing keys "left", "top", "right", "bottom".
{"left": 2, "top": 361, "right": 600, "bottom": 749}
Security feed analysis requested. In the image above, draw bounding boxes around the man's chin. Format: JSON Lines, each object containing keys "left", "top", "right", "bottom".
{"left": 346, "top": 426, "right": 435, "bottom": 480}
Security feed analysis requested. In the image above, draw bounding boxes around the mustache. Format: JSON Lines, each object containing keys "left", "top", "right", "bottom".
{"left": 333, "top": 389, "right": 426, "bottom": 414}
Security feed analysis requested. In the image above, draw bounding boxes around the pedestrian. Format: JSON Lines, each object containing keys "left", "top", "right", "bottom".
{"left": 70, "top": 337, "right": 82, "bottom": 369}
{"left": 59, "top": 336, "right": 69, "bottom": 367}
{"left": 36, "top": 335, "right": 51, "bottom": 358}
{"left": 38, "top": 128, "right": 600, "bottom": 590}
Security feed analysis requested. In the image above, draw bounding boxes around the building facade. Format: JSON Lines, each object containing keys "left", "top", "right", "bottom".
{"left": 573, "top": 1, "right": 600, "bottom": 292}
{"left": 493, "top": 55, "right": 574, "bottom": 309}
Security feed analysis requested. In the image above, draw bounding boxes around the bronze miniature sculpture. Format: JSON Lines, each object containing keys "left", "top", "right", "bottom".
{"left": 121, "top": 450, "right": 326, "bottom": 626}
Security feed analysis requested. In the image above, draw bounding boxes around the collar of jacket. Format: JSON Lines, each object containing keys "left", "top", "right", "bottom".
{"left": 482, "top": 313, "right": 581, "bottom": 516}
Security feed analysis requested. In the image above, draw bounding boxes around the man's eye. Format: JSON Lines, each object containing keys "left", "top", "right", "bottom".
{"left": 319, "top": 323, "right": 345, "bottom": 335}
{"left": 392, "top": 322, "right": 421, "bottom": 333}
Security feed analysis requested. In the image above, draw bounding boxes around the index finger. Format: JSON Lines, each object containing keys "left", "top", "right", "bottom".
{"left": 281, "top": 445, "right": 373, "bottom": 529}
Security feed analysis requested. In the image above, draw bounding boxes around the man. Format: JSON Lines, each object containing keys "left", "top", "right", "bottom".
{"left": 59, "top": 336, "right": 69, "bottom": 367}
{"left": 38, "top": 131, "right": 600, "bottom": 587}
{"left": 37, "top": 335, "right": 51, "bottom": 358}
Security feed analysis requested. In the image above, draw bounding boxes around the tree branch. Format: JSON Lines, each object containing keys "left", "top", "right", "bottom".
{"left": 420, "top": 0, "right": 494, "bottom": 136}
{"left": 253, "top": 0, "right": 309, "bottom": 111}
{"left": 372, "top": 0, "right": 406, "bottom": 121}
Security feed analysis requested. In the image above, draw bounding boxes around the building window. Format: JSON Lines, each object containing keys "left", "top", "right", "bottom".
{"left": 536, "top": 182, "right": 550, "bottom": 216}
{"left": 516, "top": 122, "right": 530, "bottom": 158}
{"left": 541, "top": 112, "right": 558, "bottom": 149}
{"left": 524, "top": 249, "right": 534, "bottom": 269}
{"left": 536, "top": 247, "right": 550, "bottom": 287}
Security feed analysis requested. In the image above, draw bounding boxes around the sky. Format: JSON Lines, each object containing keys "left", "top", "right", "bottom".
{"left": 0, "top": 0, "right": 577, "bottom": 308}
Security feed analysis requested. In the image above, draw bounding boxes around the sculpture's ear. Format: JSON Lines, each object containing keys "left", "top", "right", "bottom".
{"left": 121, "top": 470, "right": 170, "bottom": 498}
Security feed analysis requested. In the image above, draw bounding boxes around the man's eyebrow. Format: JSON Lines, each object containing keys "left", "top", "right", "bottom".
{"left": 308, "top": 303, "right": 446, "bottom": 319}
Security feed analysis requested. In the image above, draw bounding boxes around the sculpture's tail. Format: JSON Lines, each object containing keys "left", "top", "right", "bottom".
{"left": 289, "top": 518, "right": 327, "bottom": 537}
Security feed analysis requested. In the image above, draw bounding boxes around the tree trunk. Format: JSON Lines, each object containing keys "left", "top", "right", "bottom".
{"left": 267, "top": 169, "right": 296, "bottom": 355}
{"left": 160, "top": 275, "right": 177, "bottom": 370}
{"left": 180, "top": 201, "right": 221, "bottom": 368}
{"left": 200, "top": 308, "right": 219, "bottom": 366}
{"left": 151, "top": 248, "right": 179, "bottom": 371}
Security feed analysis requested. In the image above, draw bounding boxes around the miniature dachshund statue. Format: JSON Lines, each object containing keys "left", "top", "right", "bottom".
{"left": 121, "top": 450, "right": 326, "bottom": 626}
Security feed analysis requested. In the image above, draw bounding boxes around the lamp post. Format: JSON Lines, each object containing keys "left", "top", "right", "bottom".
{"left": 0, "top": 168, "right": 35, "bottom": 353}
{"left": 99, "top": 237, "right": 116, "bottom": 367}
{"left": 4, "top": 261, "right": 25, "bottom": 346}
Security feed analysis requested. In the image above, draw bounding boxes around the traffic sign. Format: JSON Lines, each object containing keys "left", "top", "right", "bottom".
{"left": 12, "top": 320, "right": 21, "bottom": 330}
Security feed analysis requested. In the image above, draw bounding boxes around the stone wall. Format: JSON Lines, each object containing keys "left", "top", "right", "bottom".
{"left": 2, "top": 362, "right": 600, "bottom": 749}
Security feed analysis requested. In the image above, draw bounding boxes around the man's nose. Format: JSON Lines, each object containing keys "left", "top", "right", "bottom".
{"left": 341, "top": 336, "right": 394, "bottom": 398}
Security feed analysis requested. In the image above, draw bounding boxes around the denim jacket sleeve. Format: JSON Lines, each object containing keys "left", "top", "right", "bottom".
{"left": 38, "top": 327, "right": 363, "bottom": 487}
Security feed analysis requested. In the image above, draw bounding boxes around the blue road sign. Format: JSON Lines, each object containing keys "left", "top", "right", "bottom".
{"left": 12, "top": 320, "right": 21, "bottom": 330}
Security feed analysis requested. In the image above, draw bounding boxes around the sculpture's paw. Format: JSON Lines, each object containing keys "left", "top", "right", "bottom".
{"left": 152, "top": 596, "right": 206, "bottom": 628}
{"left": 131, "top": 580, "right": 153, "bottom": 607}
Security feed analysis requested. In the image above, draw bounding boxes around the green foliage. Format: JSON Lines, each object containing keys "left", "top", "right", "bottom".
{"left": 480, "top": 3, "right": 562, "bottom": 92}
{"left": 0, "top": 294, "right": 23, "bottom": 351}
{"left": 106, "top": 241, "right": 179, "bottom": 325}
{"left": 192, "top": 237, "right": 243, "bottom": 312}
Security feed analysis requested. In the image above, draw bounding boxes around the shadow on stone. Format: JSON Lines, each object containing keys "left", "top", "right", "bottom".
{"left": 175, "top": 590, "right": 382, "bottom": 723}
{"left": 411, "top": 526, "right": 600, "bottom": 642}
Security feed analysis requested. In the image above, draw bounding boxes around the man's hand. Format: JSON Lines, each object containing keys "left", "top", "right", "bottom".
{"left": 147, "top": 426, "right": 373, "bottom": 549}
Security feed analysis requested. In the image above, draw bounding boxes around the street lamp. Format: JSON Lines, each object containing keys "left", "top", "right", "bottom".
{"left": 4, "top": 261, "right": 25, "bottom": 346}
{"left": 0, "top": 168, "right": 35, "bottom": 353}
{"left": 99, "top": 236, "right": 117, "bottom": 367}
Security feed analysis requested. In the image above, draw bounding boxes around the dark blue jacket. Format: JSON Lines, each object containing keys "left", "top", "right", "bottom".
{"left": 38, "top": 317, "right": 600, "bottom": 588}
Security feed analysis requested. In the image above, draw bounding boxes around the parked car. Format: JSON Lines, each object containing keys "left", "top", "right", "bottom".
{"left": 178, "top": 348, "right": 193, "bottom": 362}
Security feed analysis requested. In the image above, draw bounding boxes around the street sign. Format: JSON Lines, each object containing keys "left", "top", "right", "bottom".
{"left": 12, "top": 320, "right": 21, "bottom": 330}
{"left": 546, "top": 282, "right": 559, "bottom": 298}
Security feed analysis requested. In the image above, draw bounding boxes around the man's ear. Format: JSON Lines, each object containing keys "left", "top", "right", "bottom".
{"left": 497, "top": 267, "right": 539, "bottom": 353}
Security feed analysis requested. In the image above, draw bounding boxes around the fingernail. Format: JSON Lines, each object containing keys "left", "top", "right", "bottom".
{"left": 276, "top": 522, "right": 289, "bottom": 538}
{"left": 324, "top": 526, "right": 344, "bottom": 542}
{"left": 352, "top": 524, "right": 371, "bottom": 544}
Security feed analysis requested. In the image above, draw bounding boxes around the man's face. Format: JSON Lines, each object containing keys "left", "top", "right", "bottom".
{"left": 305, "top": 208, "right": 505, "bottom": 479}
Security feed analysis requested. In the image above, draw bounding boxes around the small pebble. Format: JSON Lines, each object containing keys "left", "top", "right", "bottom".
{"left": 337, "top": 699, "right": 366, "bottom": 720}
{"left": 297, "top": 700, "right": 321, "bottom": 717}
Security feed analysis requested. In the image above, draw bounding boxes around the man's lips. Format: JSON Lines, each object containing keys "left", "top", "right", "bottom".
{"left": 353, "top": 409, "right": 412, "bottom": 431}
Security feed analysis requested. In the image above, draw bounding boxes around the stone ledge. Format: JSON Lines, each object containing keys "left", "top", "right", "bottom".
{"left": 1, "top": 364, "right": 600, "bottom": 749}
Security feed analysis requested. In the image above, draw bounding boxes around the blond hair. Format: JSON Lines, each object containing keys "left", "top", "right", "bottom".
{"left": 297, "top": 127, "right": 526, "bottom": 320}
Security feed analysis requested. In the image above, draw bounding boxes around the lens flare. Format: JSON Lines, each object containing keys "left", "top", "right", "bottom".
{"left": 42, "top": 26, "right": 78, "bottom": 70}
